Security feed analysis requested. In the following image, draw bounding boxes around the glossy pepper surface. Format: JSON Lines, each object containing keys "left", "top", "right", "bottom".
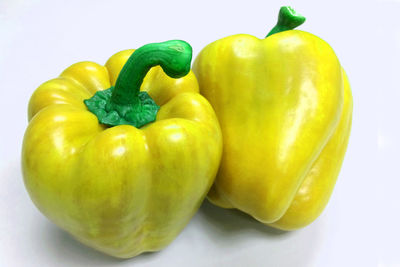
{"left": 193, "top": 7, "right": 353, "bottom": 230}
{"left": 22, "top": 40, "right": 222, "bottom": 258}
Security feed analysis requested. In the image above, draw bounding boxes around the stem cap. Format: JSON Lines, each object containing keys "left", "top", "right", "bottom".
{"left": 84, "top": 40, "right": 192, "bottom": 128}
{"left": 84, "top": 88, "right": 159, "bottom": 127}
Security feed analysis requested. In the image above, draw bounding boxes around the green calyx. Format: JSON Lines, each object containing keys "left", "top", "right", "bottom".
{"left": 84, "top": 40, "right": 192, "bottom": 128}
{"left": 266, "top": 6, "right": 306, "bottom": 37}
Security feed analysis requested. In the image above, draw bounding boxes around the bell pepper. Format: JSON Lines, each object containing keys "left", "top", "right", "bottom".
{"left": 22, "top": 40, "right": 222, "bottom": 258}
{"left": 193, "top": 7, "right": 353, "bottom": 230}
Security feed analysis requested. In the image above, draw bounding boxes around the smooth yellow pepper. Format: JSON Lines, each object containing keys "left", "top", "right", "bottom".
{"left": 22, "top": 40, "right": 222, "bottom": 258}
{"left": 193, "top": 7, "right": 353, "bottom": 230}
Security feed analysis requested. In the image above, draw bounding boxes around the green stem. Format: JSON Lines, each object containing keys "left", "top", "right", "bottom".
{"left": 84, "top": 40, "right": 192, "bottom": 128}
{"left": 111, "top": 40, "right": 192, "bottom": 105}
{"left": 266, "top": 6, "right": 306, "bottom": 38}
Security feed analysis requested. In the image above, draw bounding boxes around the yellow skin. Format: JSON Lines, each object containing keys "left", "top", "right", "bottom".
{"left": 22, "top": 49, "right": 222, "bottom": 258}
{"left": 193, "top": 30, "right": 353, "bottom": 230}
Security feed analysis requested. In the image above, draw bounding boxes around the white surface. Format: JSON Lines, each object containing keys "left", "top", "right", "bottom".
{"left": 0, "top": 0, "right": 399, "bottom": 266}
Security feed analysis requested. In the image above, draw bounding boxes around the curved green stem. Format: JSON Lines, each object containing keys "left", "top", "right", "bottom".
{"left": 84, "top": 40, "right": 192, "bottom": 128}
{"left": 112, "top": 40, "right": 192, "bottom": 105}
{"left": 266, "top": 6, "right": 306, "bottom": 38}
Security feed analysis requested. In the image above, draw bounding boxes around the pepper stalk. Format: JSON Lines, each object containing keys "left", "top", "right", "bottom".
{"left": 266, "top": 6, "right": 306, "bottom": 37}
{"left": 84, "top": 40, "right": 192, "bottom": 128}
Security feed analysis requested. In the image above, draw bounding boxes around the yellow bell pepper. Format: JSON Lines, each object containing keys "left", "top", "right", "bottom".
{"left": 193, "top": 7, "right": 353, "bottom": 230}
{"left": 22, "top": 40, "right": 222, "bottom": 258}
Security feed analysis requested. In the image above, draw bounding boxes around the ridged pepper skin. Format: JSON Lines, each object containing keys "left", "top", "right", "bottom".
{"left": 22, "top": 43, "right": 222, "bottom": 258}
{"left": 193, "top": 29, "right": 353, "bottom": 230}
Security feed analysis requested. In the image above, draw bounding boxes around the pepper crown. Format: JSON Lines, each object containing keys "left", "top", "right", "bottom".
{"left": 84, "top": 40, "right": 192, "bottom": 128}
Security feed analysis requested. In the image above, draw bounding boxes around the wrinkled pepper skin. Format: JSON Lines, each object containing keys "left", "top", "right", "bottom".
{"left": 22, "top": 46, "right": 222, "bottom": 258}
{"left": 193, "top": 30, "right": 353, "bottom": 230}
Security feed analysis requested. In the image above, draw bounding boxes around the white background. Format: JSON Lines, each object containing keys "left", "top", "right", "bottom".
{"left": 1, "top": 0, "right": 399, "bottom": 266}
